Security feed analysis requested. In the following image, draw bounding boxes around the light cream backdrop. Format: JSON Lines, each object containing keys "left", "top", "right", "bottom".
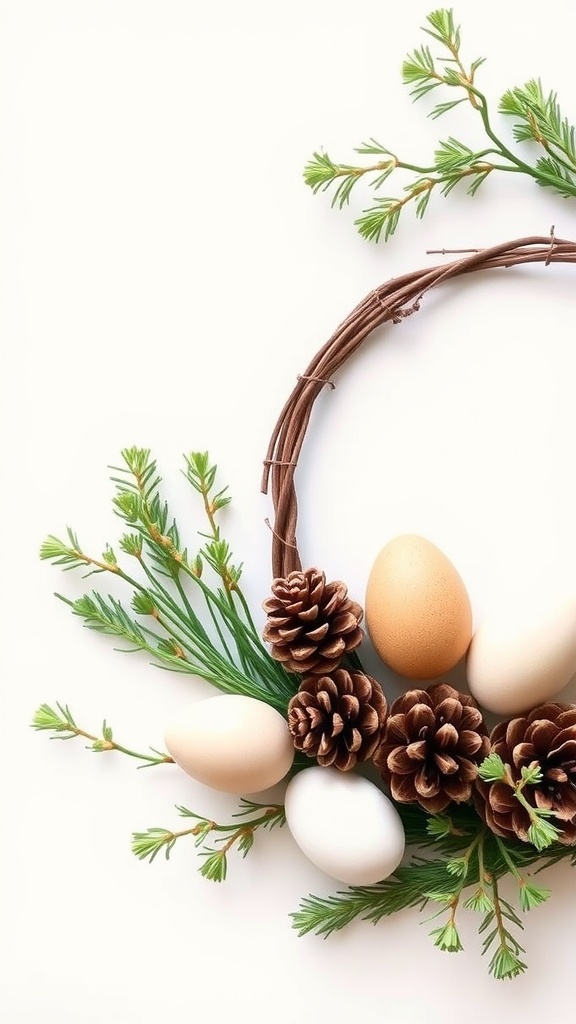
{"left": 3, "top": 2, "right": 576, "bottom": 1021}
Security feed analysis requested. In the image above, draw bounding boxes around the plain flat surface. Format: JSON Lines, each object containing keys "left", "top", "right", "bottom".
{"left": 3, "top": 1, "right": 576, "bottom": 1021}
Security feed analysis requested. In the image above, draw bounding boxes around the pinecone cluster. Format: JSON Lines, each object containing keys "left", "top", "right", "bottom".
{"left": 263, "top": 568, "right": 364, "bottom": 675}
{"left": 475, "top": 703, "right": 576, "bottom": 845}
{"left": 262, "top": 567, "right": 576, "bottom": 848}
{"left": 288, "top": 669, "right": 388, "bottom": 771}
{"left": 374, "top": 683, "right": 490, "bottom": 813}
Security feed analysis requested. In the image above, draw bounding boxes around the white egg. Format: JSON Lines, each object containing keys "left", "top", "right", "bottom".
{"left": 164, "top": 694, "right": 295, "bottom": 795}
{"left": 284, "top": 767, "right": 405, "bottom": 886}
{"left": 467, "top": 591, "right": 576, "bottom": 715}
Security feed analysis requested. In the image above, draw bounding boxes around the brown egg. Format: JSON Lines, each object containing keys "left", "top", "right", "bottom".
{"left": 365, "top": 535, "right": 472, "bottom": 679}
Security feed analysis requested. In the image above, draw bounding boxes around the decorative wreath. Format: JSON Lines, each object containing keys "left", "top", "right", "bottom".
{"left": 36, "top": 0, "right": 576, "bottom": 984}
{"left": 38, "top": 235, "right": 576, "bottom": 982}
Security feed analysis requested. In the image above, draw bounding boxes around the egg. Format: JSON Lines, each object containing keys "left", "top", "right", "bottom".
{"left": 284, "top": 766, "right": 405, "bottom": 885}
{"left": 164, "top": 694, "right": 295, "bottom": 794}
{"left": 467, "top": 590, "right": 576, "bottom": 715}
{"left": 365, "top": 534, "right": 472, "bottom": 679}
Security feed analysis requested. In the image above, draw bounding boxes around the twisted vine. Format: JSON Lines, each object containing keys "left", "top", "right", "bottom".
{"left": 262, "top": 234, "right": 576, "bottom": 578}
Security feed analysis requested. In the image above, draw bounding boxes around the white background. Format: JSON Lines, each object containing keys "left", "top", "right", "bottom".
{"left": 3, "top": 1, "right": 576, "bottom": 1021}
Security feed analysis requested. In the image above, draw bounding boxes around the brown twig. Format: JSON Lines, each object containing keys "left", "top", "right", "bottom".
{"left": 262, "top": 235, "right": 576, "bottom": 578}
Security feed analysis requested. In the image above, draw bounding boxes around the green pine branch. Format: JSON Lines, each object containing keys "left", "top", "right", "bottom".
{"left": 40, "top": 449, "right": 299, "bottom": 713}
{"left": 304, "top": 8, "right": 576, "bottom": 241}
{"left": 131, "top": 799, "right": 286, "bottom": 880}
{"left": 478, "top": 753, "right": 562, "bottom": 851}
{"left": 31, "top": 702, "right": 173, "bottom": 767}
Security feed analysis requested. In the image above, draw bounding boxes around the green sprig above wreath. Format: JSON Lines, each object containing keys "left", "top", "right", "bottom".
{"left": 35, "top": 12, "right": 576, "bottom": 987}
{"left": 304, "top": 8, "right": 576, "bottom": 242}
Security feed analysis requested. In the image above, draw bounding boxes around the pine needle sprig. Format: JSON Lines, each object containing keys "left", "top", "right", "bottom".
{"left": 479, "top": 872, "right": 528, "bottom": 981}
{"left": 304, "top": 148, "right": 398, "bottom": 212}
{"left": 399, "top": 801, "right": 477, "bottom": 851}
{"left": 305, "top": 8, "right": 576, "bottom": 241}
{"left": 40, "top": 450, "right": 299, "bottom": 712}
{"left": 494, "top": 836, "right": 551, "bottom": 913}
{"left": 117, "top": 447, "right": 294, "bottom": 699}
{"left": 477, "top": 753, "right": 562, "bottom": 852}
{"left": 40, "top": 528, "right": 121, "bottom": 577}
{"left": 31, "top": 702, "right": 173, "bottom": 766}
{"left": 131, "top": 799, "right": 286, "bottom": 879}
{"left": 499, "top": 79, "right": 576, "bottom": 173}
{"left": 292, "top": 856, "right": 467, "bottom": 938}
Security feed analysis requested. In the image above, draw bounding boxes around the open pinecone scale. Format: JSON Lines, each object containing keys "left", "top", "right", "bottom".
{"left": 262, "top": 568, "right": 364, "bottom": 675}
{"left": 287, "top": 668, "right": 388, "bottom": 771}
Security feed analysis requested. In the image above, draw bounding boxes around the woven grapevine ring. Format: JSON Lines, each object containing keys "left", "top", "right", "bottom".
{"left": 262, "top": 234, "right": 576, "bottom": 578}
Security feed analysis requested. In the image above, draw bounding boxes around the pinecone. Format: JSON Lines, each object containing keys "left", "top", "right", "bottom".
{"left": 374, "top": 682, "right": 489, "bottom": 814}
{"left": 262, "top": 568, "right": 364, "bottom": 675}
{"left": 475, "top": 703, "right": 576, "bottom": 845}
{"left": 288, "top": 669, "right": 388, "bottom": 771}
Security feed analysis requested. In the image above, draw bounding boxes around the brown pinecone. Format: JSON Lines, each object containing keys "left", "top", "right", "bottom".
{"left": 288, "top": 669, "right": 388, "bottom": 771}
{"left": 262, "top": 568, "right": 364, "bottom": 675}
{"left": 374, "top": 683, "right": 489, "bottom": 814}
{"left": 475, "top": 703, "right": 576, "bottom": 845}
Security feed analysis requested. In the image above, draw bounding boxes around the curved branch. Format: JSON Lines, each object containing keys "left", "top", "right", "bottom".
{"left": 262, "top": 235, "right": 576, "bottom": 578}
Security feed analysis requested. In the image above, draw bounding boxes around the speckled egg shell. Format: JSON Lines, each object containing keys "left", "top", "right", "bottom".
{"left": 284, "top": 767, "right": 405, "bottom": 885}
{"left": 365, "top": 534, "right": 472, "bottom": 679}
{"left": 164, "top": 694, "right": 295, "bottom": 795}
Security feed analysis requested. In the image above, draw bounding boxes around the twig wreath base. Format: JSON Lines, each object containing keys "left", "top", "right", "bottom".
{"left": 262, "top": 233, "right": 576, "bottom": 577}
{"left": 37, "top": 234, "right": 576, "bottom": 982}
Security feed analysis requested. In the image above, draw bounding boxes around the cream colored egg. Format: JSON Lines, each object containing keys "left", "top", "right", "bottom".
{"left": 365, "top": 534, "right": 472, "bottom": 679}
{"left": 284, "top": 767, "right": 405, "bottom": 885}
{"left": 467, "top": 591, "right": 576, "bottom": 715}
{"left": 164, "top": 694, "right": 295, "bottom": 794}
